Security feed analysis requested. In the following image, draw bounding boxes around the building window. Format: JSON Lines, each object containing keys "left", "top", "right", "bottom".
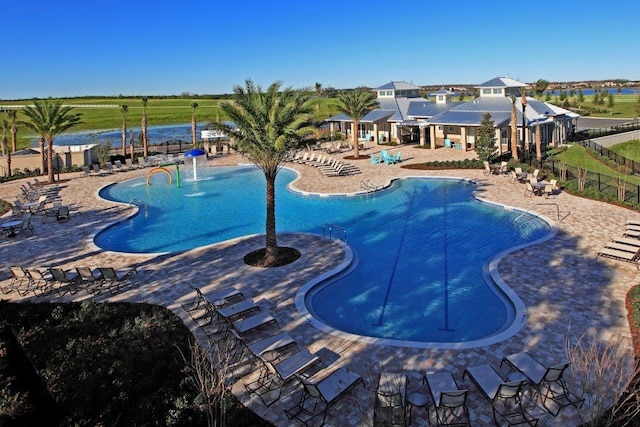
{"left": 438, "top": 95, "right": 444, "bottom": 101}
{"left": 387, "top": 91, "right": 393, "bottom": 96}
{"left": 448, "top": 126, "right": 455, "bottom": 132}
{"left": 378, "top": 91, "right": 384, "bottom": 97}
{"left": 493, "top": 88, "right": 502, "bottom": 94}
{"left": 482, "top": 89, "right": 491, "bottom": 95}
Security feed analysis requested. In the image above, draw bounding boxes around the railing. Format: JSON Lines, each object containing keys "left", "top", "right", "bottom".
{"left": 322, "top": 223, "right": 347, "bottom": 243}
{"left": 360, "top": 179, "right": 380, "bottom": 193}
{"left": 515, "top": 203, "right": 562, "bottom": 222}
{"left": 129, "top": 198, "right": 149, "bottom": 217}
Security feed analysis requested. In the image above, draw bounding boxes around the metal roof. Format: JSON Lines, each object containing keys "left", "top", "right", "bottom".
{"left": 361, "top": 110, "right": 396, "bottom": 123}
{"left": 475, "top": 77, "right": 528, "bottom": 89}
{"left": 427, "top": 110, "right": 512, "bottom": 127}
{"left": 430, "top": 87, "right": 457, "bottom": 96}
{"left": 376, "top": 81, "right": 423, "bottom": 91}
{"left": 407, "top": 101, "right": 464, "bottom": 118}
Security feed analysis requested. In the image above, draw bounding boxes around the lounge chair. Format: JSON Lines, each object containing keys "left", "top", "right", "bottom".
{"left": 97, "top": 267, "right": 137, "bottom": 294}
{"left": 26, "top": 267, "right": 56, "bottom": 296}
{"left": 56, "top": 205, "right": 70, "bottom": 222}
{"left": 596, "top": 247, "right": 640, "bottom": 263}
{"left": 611, "top": 237, "right": 640, "bottom": 247}
{"left": 246, "top": 331, "right": 297, "bottom": 360}
{"left": 48, "top": 267, "right": 81, "bottom": 296}
{"left": 76, "top": 267, "right": 105, "bottom": 294}
{"left": 543, "top": 184, "right": 557, "bottom": 199}
{"left": 7, "top": 266, "right": 33, "bottom": 296}
{"left": 425, "top": 372, "right": 470, "bottom": 426}
{"left": 373, "top": 372, "right": 407, "bottom": 427}
{"left": 14, "top": 213, "right": 34, "bottom": 237}
{"left": 245, "top": 348, "right": 320, "bottom": 406}
{"left": 371, "top": 154, "right": 383, "bottom": 164}
{"left": 626, "top": 219, "right": 640, "bottom": 227}
{"left": 501, "top": 351, "right": 583, "bottom": 416}
{"left": 623, "top": 229, "right": 640, "bottom": 239}
{"left": 285, "top": 367, "right": 364, "bottom": 426}
{"left": 231, "top": 311, "right": 278, "bottom": 336}
{"left": 216, "top": 299, "right": 261, "bottom": 321}
{"left": 463, "top": 364, "right": 537, "bottom": 426}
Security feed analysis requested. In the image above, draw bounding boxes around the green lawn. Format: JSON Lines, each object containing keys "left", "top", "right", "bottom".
{"left": 2, "top": 97, "right": 338, "bottom": 150}
{"left": 554, "top": 143, "right": 640, "bottom": 185}
{"left": 608, "top": 139, "right": 640, "bottom": 162}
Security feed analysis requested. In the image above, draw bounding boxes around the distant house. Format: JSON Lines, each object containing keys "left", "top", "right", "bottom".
{"left": 328, "top": 77, "right": 578, "bottom": 156}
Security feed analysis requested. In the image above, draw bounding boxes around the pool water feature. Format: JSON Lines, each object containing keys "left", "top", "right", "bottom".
{"left": 96, "top": 166, "right": 550, "bottom": 346}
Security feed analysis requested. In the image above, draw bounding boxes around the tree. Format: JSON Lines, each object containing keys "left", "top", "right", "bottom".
{"left": 19, "top": 100, "right": 82, "bottom": 183}
{"left": 1, "top": 119, "right": 10, "bottom": 177}
{"left": 336, "top": 89, "right": 378, "bottom": 159}
{"left": 608, "top": 94, "right": 615, "bottom": 109}
{"left": 7, "top": 110, "right": 18, "bottom": 153}
{"left": 218, "top": 80, "right": 315, "bottom": 266}
{"left": 476, "top": 113, "right": 496, "bottom": 162}
{"left": 141, "top": 97, "right": 149, "bottom": 158}
{"left": 510, "top": 96, "right": 519, "bottom": 161}
{"left": 521, "top": 88, "right": 528, "bottom": 153}
{"left": 120, "top": 105, "right": 128, "bottom": 156}
{"left": 578, "top": 89, "right": 585, "bottom": 103}
{"left": 535, "top": 120, "right": 542, "bottom": 162}
{"left": 190, "top": 102, "right": 199, "bottom": 147}
{"left": 533, "top": 79, "right": 550, "bottom": 97}
{"left": 315, "top": 82, "right": 323, "bottom": 98}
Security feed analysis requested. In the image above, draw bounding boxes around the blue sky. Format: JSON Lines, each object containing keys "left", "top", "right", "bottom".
{"left": 3, "top": 0, "right": 639, "bottom": 100}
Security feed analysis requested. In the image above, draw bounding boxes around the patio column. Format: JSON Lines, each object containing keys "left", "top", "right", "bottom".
{"left": 460, "top": 127, "right": 467, "bottom": 151}
{"left": 373, "top": 123, "right": 379, "bottom": 144}
{"left": 430, "top": 126, "right": 436, "bottom": 150}
{"left": 420, "top": 126, "right": 426, "bottom": 147}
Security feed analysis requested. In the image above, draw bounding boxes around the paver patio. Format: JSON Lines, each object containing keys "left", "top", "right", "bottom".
{"left": 1, "top": 142, "right": 639, "bottom": 426}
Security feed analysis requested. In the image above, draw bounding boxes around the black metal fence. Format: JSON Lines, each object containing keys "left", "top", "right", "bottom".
{"left": 575, "top": 121, "right": 640, "bottom": 140}
{"left": 577, "top": 139, "right": 640, "bottom": 176}
{"left": 538, "top": 157, "right": 640, "bottom": 206}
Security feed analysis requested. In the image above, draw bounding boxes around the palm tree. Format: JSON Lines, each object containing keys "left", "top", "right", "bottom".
{"left": 120, "top": 105, "right": 128, "bottom": 156}
{"left": 218, "top": 79, "right": 315, "bottom": 266}
{"left": 190, "top": 102, "right": 199, "bottom": 147}
{"left": 1, "top": 119, "right": 10, "bottom": 177}
{"left": 141, "top": 97, "right": 149, "bottom": 158}
{"left": 521, "top": 88, "right": 528, "bottom": 153}
{"left": 19, "top": 100, "right": 82, "bottom": 183}
{"left": 533, "top": 79, "right": 550, "bottom": 97}
{"left": 337, "top": 90, "right": 378, "bottom": 159}
{"left": 7, "top": 110, "right": 18, "bottom": 153}
{"left": 535, "top": 120, "right": 542, "bottom": 162}
{"left": 510, "top": 96, "right": 519, "bottom": 161}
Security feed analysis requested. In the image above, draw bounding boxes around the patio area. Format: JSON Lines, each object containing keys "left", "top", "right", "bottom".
{"left": 1, "top": 142, "right": 639, "bottom": 426}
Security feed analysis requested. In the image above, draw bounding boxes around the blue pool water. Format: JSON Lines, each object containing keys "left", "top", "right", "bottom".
{"left": 96, "top": 166, "right": 550, "bottom": 344}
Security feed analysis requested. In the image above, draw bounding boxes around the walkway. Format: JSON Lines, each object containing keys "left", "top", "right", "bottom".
{"left": 1, "top": 143, "right": 639, "bottom": 426}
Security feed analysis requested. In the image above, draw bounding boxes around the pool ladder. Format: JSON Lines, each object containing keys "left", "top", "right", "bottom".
{"left": 129, "top": 198, "right": 149, "bottom": 218}
{"left": 322, "top": 223, "right": 347, "bottom": 243}
{"left": 360, "top": 179, "right": 380, "bottom": 193}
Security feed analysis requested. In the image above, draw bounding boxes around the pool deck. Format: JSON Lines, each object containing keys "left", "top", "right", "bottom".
{"left": 1, "top": 143, "right": 639, "bottom": 426}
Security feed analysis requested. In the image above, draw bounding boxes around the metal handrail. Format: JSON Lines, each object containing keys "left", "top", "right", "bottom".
{"left": 322, "top": 223, "right": 347, "bottom": 243}
{"left": 129, "top": 198, "right": 149, "bottom": 217}
{"left": 514, "top": 203, "right": 560, "bottom": 222}
{"left": 360, "top": 179, "right": 379, "bottom": 193}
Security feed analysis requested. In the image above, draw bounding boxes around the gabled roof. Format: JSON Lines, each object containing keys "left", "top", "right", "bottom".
{"left": 428, "top": 97, "right": 515, "bottom": 126}
{"left": 430, "top": 87, "right": 456, "bottom": 96}
{"left": 475, "top": 77, "right": 528, "bottom": 89}
{"left": 376, "top": 81, "right": 422, "bottom": 91}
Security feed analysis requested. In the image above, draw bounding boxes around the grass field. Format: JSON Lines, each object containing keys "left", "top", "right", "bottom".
{"left": 554, "top": 142, "right": 640, "bottom": 185}
{"left": 1, "top": 97, "right": 340, "bottom": 149}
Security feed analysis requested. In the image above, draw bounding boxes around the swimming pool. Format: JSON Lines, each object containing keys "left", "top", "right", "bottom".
{"left": 97, "top": 165, "right": 551, "bottom": 346}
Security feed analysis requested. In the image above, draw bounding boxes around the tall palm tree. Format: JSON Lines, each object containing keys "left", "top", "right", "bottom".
{"left": 120, "top": 105, "right": 128, "bottom": 156}
{"left": 1, "top": 119, "right": 10, "bottom": 177}
{"left": 141, "top": 97, "right": 149, "bottom": 158}
{"left": 535, "top": 120, "right": 542, "bottom": 162}
{"left": 19, "top": 100, "right": 82, "bottom": 183}
{"left": 510, "top": 96, "right": 519, "bottom": 161}
{"left": 521, "top": 88, "right": 528, "bottom": 153}
{"left": 190, "top": 102, "right": 199, "bottom": 147}
{"left": 218, "top": 79, "right": 315, "bottom": 266}
{"left": 7, "top": 110, "right": 18, "bottom": 153}
{"left": 336, "top": 90, "right": 378, "bottom": 159}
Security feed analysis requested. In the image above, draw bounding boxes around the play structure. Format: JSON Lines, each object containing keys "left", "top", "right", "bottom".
{"left": 183, "top": 148, "right": 207, "bottom": 181}
{"left": 146, "top": 163, "right": 181, "bottom": 187}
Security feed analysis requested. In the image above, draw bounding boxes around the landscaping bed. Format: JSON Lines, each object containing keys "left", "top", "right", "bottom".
{"left": 0, "top": 301, "right": 273, "bottom": 427}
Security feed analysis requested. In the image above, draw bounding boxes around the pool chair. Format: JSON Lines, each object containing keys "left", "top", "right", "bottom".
{"left": 373, "top": 372, "right": 407, "bottom": 427}
{"left": 463, "top": 364, "right": 537, "bottom": 426}
{"left": 97, "top": 267, "right": 137, "bottom": 294}
{"left": 76, "top": 267, "right": 106, "bottom": 295}
{"left": 56, "top": 205, "right": 71, "bottom": 222}
{"left": 371, "top": 154, "right": 383, "bottom": 164}
{"left": 425, "top": 372, "right": 470, "bottom": 427}
{"left": 623, "top": 229, "right": 640, "bottom": 239}
{"left": 285, "top": 367, "right": 364, "bottom": 426}
{"left": 245, "top": 348, "right": 321, "bottom": 406}
{"left": 627, "top": 219, "right": 640, "bottom": 227}
{"left": 596, "top": 246, "right": 640, "bottom": 263}
{"left": 501, "top": 352, "right": 583, "bottom": 417}
{"left": 216, "top": 299, "right": 261, "bottom": 322}
{"left": 230, "top": 311, "right": 278, "bottom": 337}
{"left": 48, "top": 267, "right": 81, "bottom": 296}
{"left": 26, "top": 267, "right": 56, "bottom": 296}
{"left": 7, "top": 266, "right": 34, "bottom": 296}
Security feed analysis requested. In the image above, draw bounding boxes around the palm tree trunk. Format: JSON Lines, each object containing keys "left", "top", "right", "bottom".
{"left": 510, "top": 107, "right": 519, "bottom": 161}
{"left": 121, "top": 118, "right": 127, "bottom": 156}
{"left": 39, "top": 137, "right": 45, "bottom": 176}
{"left": 264, "top": 176, "right": 279, "bottom": 263}
{"left": 11, "top": 127, "right": 17, "bottom": 153}
{"left": 46, "top": 136, "right": 55, "bottom": 183}
{"left": 535, "top": 121, "right": 542, "bottom": 162}
{"left": 191, "top": 116, "right": 197, "bottom": 147}
{"left": 352, "top": 121, "right": 360, "bottom": 159}
{"left": 142, "top": 115, "right": 148, "bottom": 158}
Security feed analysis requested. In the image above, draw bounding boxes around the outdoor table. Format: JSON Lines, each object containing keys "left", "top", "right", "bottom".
{"left": 532, "top": 181, "right": 547, "bottom": 195}
{"left": 20, "top": 201, "right": 39, "bottom": 212}
{"left": 1, "top": 220, "right": 23, "bottom": 237}
{"left": 489, "top": 164, "right": 501, "bottom": 174}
